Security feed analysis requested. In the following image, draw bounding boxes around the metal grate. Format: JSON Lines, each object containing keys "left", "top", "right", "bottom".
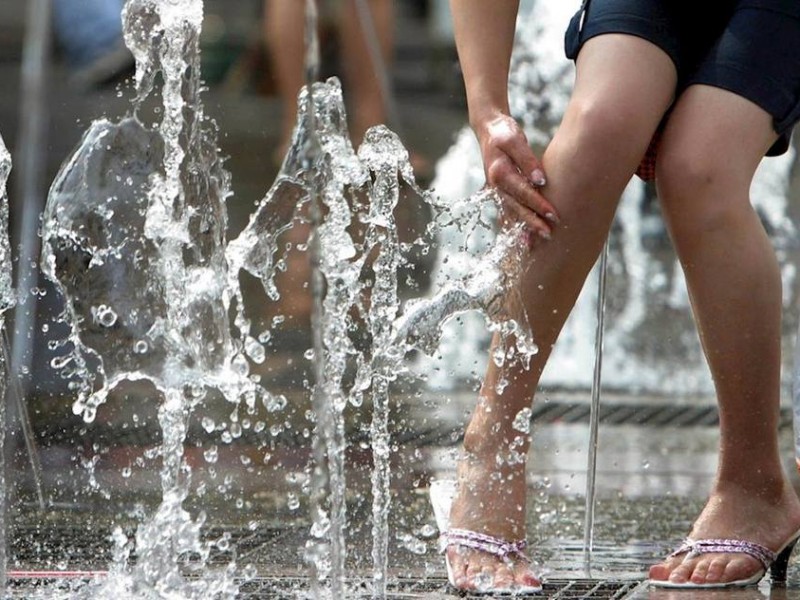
{"left": 9, "top": 524, "right": 645, "bottom": 598}
{"left": 6, "top": 576, "right": 644, "bottom": 599}
{"left": 531, "top": 401, "right": 793, "bottom": 429}
{"left": 177, "top": 576, "right": 644, "bottom": 599}
{"left": 401, "top": 401, "right": 794, "bottom": 449}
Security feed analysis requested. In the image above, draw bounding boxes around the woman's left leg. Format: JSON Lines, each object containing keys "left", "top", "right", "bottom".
{"left": 339, "top": 0, "right": 394, "bottom": 145}
{"left": 651, "top": 83, "right": 800, "bottom": 586}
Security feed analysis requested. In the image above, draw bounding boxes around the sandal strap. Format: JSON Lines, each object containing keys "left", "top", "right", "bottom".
{"left": 440, "top": 528, "right": 529, "bottom": 562}
{"left": 669, "top": 538, "right": 776, "bottom": 571}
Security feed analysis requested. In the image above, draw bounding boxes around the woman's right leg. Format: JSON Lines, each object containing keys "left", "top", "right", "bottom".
{"left": 447, "top": 34, "right": 677, "bottom": 590}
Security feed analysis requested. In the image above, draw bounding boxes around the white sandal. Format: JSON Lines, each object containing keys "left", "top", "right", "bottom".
{"left": 649, "top": 531, "right": 800, "bottom": 589}
{"left": 430, "top": 479, "right": 542, "bottom": 595}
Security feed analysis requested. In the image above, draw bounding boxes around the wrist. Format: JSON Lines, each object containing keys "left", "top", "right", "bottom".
{"left": 465, "top": 82, "right": 510, "bottom": 130}
{"left": 468, "top": 105, "right": 511, "bottom": 139}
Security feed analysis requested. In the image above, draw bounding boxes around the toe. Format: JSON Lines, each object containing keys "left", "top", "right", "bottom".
{"left": 473, "top": 566, "right": 496, "bottom": 592}
{"left": 667, "top": 560, "right": 694, "bottom": 584}
{"left": 493, "top": 563, "right": 515, "bottom": 589}
{"left": 704, "top": 556, "right": 728, "bottom": 584}
{"left": 689, "top": 558, "right": 710, "bottom": 584}
{"left": 467, "top": 553, "right": 504, "bottom": 591}
{"left": 723, "top": 555, "right": 762, "bottom": 584}
{"left": 649, "top": 556, "right": 682, "bottom": 582}
{"left": 648, "top": 562, "right": 670, "bottom": 581}
{"left": 514, "top": 564, "right": 541, "bottom": 589}
{"left": 447, "top": 547, "right": 469, "bottom": 588}
{"left": 464, "top": 560, "right": 484, "bottom": 590}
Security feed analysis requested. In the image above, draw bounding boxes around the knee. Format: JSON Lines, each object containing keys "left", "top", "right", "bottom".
{"left": 564, "top": 98, "right": 642, "bottom": 156}
{"left": 656, "top": 145, "right": 746, "bottom": 239}
{"left": 656, "top": 144, "right": 724, "bottom": 202}
{"left": 556, "top": 98, "right": 656, "bottom": 186}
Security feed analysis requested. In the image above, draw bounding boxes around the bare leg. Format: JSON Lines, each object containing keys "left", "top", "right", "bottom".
{"left": 338, "top": 0, "right": 393, "bottom": 145}
{"left": 649, "top": 86, "right": 800, "bottom": 586}
{"left": 447, "top": 35, "right": 677, "bottom": 590}
{"left": 265, "top": 0, "right": 307, "bottom": 157}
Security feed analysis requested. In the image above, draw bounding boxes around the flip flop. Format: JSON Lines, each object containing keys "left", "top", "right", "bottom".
{"left": 649, "top": 529, "right": 800, "bottom": 589}
{"left": 430, "top": 479, "right": 542, "bottom": 595}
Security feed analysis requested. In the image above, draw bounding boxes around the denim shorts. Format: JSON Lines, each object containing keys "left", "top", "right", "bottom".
{"left": 564, "top": 0, "right": 800, "bottom": 155}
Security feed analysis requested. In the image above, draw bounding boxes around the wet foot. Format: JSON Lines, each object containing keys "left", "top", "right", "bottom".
{"left": 445, "top": 455, "right": 541, "bottom": 592}
{"left": 649, "top": 479, "right": 800, "bottom": 586}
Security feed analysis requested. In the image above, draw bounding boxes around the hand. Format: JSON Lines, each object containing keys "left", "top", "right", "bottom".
{"left": 475, "top": 113, "right": 559, "bottom": 240}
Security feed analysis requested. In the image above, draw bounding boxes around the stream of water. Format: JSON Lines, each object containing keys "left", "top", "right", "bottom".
{"left": 0, "top": 133, "right": 15, "bottom": 595}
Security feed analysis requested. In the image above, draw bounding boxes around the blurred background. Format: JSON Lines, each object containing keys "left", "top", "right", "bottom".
{"left": 0, "top": 0, "right": 469, "bottom": 419}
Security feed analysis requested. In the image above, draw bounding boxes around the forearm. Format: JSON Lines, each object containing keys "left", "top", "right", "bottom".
{"left": 449, "top": 0, "right": 520, "bottom": 129}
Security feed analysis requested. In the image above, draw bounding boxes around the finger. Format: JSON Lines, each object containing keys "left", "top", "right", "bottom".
{"left": 498, "top": 175, "right": 559, "bottom": 225}
{"left": 488, "top": 158, "right": 559, "bottom": 225}
{"left": 497, "top": 131, "right": 547, "bottom": 187}
{"left": 498, "top": 191, "right": 552, "bottom": 241}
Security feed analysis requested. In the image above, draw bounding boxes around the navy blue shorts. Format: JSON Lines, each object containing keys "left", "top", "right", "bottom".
{"left": 564, "top": 0, "right": 800, "bottom": 156}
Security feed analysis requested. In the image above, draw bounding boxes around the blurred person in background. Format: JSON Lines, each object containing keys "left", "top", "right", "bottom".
{"left": 264, "top": 0, "right": 394, "bottom": 163}
{"left": 53, "top": 0, "right": 134, "bottom": 88}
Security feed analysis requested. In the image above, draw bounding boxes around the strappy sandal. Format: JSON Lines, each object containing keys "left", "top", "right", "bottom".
{"left": 430, "top": 479, "right": 542, "bottom": 595}
{"left": 649, "top": 530, "right": 800, "bottom": 589}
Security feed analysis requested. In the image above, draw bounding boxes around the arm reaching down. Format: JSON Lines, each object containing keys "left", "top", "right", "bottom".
{"left": 449, "top": 1, "right": 559, "bottom": 238}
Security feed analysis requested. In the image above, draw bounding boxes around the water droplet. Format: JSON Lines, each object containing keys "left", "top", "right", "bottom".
{"left": 419, "top": 524, "right": 436, "bottom": 538}
{"left": 244, "top": 336, "right": 265, "bottom": 364}
{"left": 512, "top": 407, "right": 532, "bottom": 433}
{"left": 204, "top": 446, "right": 219, "bottom": 463}
{"left": 91, "top": 304, "right": 118, "bottom": 327}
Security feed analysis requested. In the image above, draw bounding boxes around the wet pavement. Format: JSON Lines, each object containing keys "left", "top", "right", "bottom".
{"left": 7, "top": 389, "right": 800, "bottom": 597}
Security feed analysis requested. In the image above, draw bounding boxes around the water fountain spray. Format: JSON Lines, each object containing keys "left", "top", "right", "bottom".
{"left": 0, "top": 134, "right": 16, "bottom": 595}
{"left": 35, "top": 1, "right": 560, "bottom": 597}
{"left": 39, "top": 0, "right": 273, "bottom": 595}
{"left": 583, "top": 240, "right": 609, "bottom": 571}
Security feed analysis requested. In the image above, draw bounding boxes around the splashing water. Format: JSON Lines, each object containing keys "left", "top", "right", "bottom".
{"left": 227, "top": 71, "right": 538, "bottom": 593}
{"left": 40, "top": 0, "right": 261, "bottom": 596}
{"left": 390, "top": 212, "right": 535, "bottom": 361}
{"left": 0, "top": 134, "right": 14, "bottom": 594}
{"left": 38, "top": 0, "right": 543, "bottom": 597}
{"left": 0, "top": 138, "right": 13, "bottom": 316}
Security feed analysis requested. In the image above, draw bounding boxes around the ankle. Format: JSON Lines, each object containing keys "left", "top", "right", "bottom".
{"left": 713, "top": 472, "right": 790, "bottom": 504}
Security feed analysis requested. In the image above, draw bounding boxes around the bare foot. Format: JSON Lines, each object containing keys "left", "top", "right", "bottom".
{"left": 649, "top": 479, "right": 800, "bottom": 586}
{"left": 445, "top": 455, "right": 541, "bottom": 591}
